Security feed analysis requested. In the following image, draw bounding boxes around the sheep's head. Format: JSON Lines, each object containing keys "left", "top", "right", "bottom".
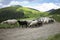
{"left": 1, "top": 21, "right": 7, "bottom": 24}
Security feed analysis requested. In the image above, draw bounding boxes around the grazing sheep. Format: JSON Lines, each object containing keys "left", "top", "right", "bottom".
{"left": 37, "top": 17, "right": 55, "bottom": 24}
{"left": 17, "top": 20, "right": 28, "bottom": 28}
{"left": 48, "top": 18, "right": 55, "bottom": 23}
{"left": 37, "top": 21, "right": 43, "bottom": 26}
{"left": 26, "top": 20, "right": 32, "bottom": 24}
{"left": 29, "top": 20, "right": 42, "bottom": 27}
{"left": 1, "top": 19, "right": 17, "bottom": 25}
{"left": 29, "top": 20, "right": 37, "bottom": 27}
{"left": 43, "top": 17, "right": 50, "bottom": 24}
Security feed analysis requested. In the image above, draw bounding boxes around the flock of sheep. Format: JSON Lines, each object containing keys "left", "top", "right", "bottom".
{"left": 0, "top": 17, "right": 55, "bottom": 28}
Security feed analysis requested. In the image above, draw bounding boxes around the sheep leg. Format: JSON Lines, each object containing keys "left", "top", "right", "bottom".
{"left": 29, "top": 25, "right": 31, "bottom": 28}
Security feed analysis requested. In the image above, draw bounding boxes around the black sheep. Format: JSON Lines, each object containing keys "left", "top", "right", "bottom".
{"left": 17, "top": 20, "right": 28, "bottom": 28}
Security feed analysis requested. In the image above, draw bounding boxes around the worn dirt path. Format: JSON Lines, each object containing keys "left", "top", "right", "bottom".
{"left": 0, "top": 22, "right": 60, "bottom": 40}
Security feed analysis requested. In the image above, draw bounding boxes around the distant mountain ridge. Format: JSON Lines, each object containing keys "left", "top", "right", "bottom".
{"left": 47, "top": 9, "right": 56, "bottom": 12}
{"left": 49, "top": 8, "right": 60, "bottom": 14}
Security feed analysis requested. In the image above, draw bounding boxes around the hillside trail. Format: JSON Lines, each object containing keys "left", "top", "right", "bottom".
{"left": 0, "top": 22, "right": 60, "bottom": 40}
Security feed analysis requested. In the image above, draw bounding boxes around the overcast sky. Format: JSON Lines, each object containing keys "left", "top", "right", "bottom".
{"left": 0, "top": 0, "right": 60, "bottom": 11}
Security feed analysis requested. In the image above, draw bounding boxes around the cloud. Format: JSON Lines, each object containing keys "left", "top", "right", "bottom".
{"left": 2, "top": 0, "right": 29, "bottom": 7}
{"left": 0, "top": 3, "right": 3, "bottom": 7}
{"left": 9, "top": 1, "right": 29, "bottom": 5}
{"left": 2, "top": 1, "right": 21, "bottom": 7}
{"left": 25, "top": 3, "right": 60, "bottom": 11}
{"left": 0, "top": 3, "right": 2, "bottom": 5}
{"left": 24, "top": 0, "right": 35, "bottom": 1}
{"left": 25, "top": 0, "right": 36, "bottom": 2}
{"left": 0, "top": 0, "right": 4, "bottom": 2}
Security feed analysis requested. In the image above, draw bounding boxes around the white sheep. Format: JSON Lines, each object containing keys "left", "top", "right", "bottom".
{"left": 38, "top": 17, "right": 55, "bottom": 24}
{"left": 1, "top": 19, "right": 17, "bottom": 25}
{"left": 29, "top": 20, "right": 38, "bottom": 27}
{"left": 43, "top": 17, "right": 50, "bottom": 23}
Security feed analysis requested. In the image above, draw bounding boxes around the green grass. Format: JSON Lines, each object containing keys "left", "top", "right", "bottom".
{"left": 36, "top": 33, "right": 60, "bottom": 40}
{"left": 52, "top": 14, "right": 60, "bottom": 22}
{"left": 0, "top": 23, "right": 19, "bottom": 29}
{"left": 20, "top": 17, "right": 37, "bottom": 20}
{"left": 47, "top": 33, "right": 60, "bottom": 40}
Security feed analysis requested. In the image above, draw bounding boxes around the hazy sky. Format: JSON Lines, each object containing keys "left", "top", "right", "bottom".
{"left": 0, "top": 0, "right": 60, "bottom": 11}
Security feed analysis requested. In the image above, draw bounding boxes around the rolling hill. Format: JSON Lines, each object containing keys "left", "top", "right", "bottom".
{"left": 0, "top": 5, "right": 44, "bottom": 22}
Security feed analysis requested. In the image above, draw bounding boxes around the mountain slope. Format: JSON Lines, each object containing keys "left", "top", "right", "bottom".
{"left": 0, "top": 5, "right": 42, "bottom": 22}
{"left": 49, "top": 8, "right": 60, "bottom": 14}
{"left": 47, "top": 9, "right": 56, "bottom": 13}
{"left": 49, "top": 8, "right": 60, "bottom": 22}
